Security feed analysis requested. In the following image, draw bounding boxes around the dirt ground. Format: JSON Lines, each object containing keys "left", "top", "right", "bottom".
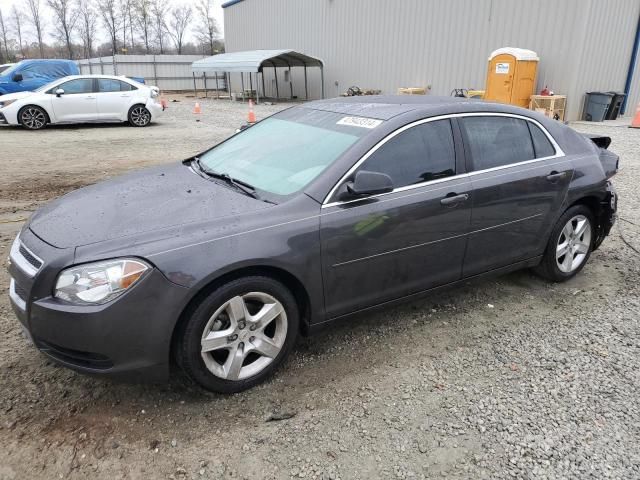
{"left": 0, "top": 98, "right": 639, "bottom": 480}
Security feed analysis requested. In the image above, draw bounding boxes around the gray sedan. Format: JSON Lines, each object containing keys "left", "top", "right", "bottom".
{"left": 8, "top": 96, "right": 618, "bottom": 393}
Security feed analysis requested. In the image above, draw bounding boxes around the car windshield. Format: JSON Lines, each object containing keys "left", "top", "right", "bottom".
{"left": 34, "top": 78, "right": 63, "bottom": 93}
{"left": 0, "top": 63, "right": 19, "bottom": 76}
{"left": 198, "top": 108, "right": 375, "bottom": 198}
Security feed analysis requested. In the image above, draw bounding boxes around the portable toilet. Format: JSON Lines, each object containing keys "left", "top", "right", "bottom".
{"left": 484, "top": 47, "right": 539, "bottom": 108}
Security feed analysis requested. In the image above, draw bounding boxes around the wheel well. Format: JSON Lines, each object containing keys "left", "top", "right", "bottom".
{"left": 169, "top": 266, "right": 312, "bottom": 363}
{"left": 18, "top": 104, "right": 51, "bottom": 124}
{"left": 128, "top": 103, "right": 147, "bottom": 113}
{"left": 566, "top": 195, "right": 610, "bottom": 249}
{"left": 568, "top": 196, "right": 601, "bottom": 218}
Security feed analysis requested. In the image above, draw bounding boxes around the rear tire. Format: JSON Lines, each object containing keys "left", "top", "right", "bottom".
{"left": 19, "top": 105, "right": 48, "bottom": 130}
{"left": 534, "top": 205, "right": 595, "bottom": 282}
{"left": 177, "top": 276, "right": 299, "bottom": 393}
{"left": 128, "top": 105, "right": 151, "bottom": 127}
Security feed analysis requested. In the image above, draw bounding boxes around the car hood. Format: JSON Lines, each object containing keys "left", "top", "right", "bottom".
{"left": 0, "top": 91, "right": 34, "bottom": 101}
{"left": 28, "top": 163, "right": 272, "bottom": 248}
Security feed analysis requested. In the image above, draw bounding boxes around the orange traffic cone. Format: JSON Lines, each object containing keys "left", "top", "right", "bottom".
{"left": 630, "top": 102, "right": 640, "bottom": 129}
{"left": 247, "top": 99, "right": 256, "bottom": 124}
{"left": 193, "top": 102, "right": 202, "bottom": 122}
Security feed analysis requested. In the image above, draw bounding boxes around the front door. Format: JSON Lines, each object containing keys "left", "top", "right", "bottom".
{"left": 458, "top": 115, "right": 572, "bottom": 277}
{"left": 320, "top": 119, "right": 472, "bottom": 319}
{"left": 50, "top": 78, "right": 97, "bottom": 123}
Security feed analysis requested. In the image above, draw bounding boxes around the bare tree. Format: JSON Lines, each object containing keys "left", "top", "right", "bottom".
{"left": 26, "top": 0, "right": 45, "bottom": 57}
{"left": 97, "top": 0, "right": 121, "bottom": 55}
{"left": 47, "top": 0, "right": 79, "bottom": 59}
{"left": 127, "top": 0, "right": 136, "bottom": 52}
{"left": 0, "top": 8, "right": 9, "bottom": 62}
{"left": 12, "top": 6, "right": 26, "bottom": 58}
{"left": 151, "top": 0, "right": 168, "bottom": 54}
{"left": 167, "top": 5, "right": 191, "bottom": 55}
{"left": 78, "top": 0, "right": 97, "bottom": 58}
{"left": 119, "top": 0, "right": 131, "bottom": 52}
{"left": 194, "top": 0, "right": 219, "bottom": 55}
{"left": 135, "top": 0, "right": 152, "bottom": 53}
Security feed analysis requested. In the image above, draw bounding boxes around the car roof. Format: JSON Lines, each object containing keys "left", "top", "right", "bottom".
{"left": 304, "top": 95, "right": 534, "bottom": 121}
{"left": 58, "top": 74, "right": 139, "bottom": 82}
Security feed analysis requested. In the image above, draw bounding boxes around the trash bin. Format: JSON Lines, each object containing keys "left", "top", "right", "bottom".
{"left": 583, "top": 92, "right": 614, "bottom": 122}
{"left": 605, "top": 92, "right": 626, "bottom": 120}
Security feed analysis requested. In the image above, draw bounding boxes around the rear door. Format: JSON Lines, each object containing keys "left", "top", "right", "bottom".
{"left": 50, "top": 78, "right": 98, "bottom": 123}
{"left": 320, "top": 118, "right": 472, "bottom": 318}
{"left": 459, "top": 114, "right": 572, "bottom": 277}
{"left": 96, "top": 78, "right": 136, "bottom": 120}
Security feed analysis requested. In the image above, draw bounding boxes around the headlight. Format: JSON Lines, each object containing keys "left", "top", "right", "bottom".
{"left": 0, "top": 99, "right": 17, "bottom": 109}
{"left": 54, "top": 259, "right": 149, "bottom": 305}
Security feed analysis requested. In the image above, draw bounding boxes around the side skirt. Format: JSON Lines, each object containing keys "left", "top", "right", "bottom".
{"left": 305, "top": 256, "right": 542, "bottom": 336}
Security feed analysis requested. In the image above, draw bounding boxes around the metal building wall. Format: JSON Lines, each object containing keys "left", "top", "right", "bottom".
{"left": 76, "top": 55, "right": 225, "bottom": 91}
{"left": 224, "top": 0, "right": 640, "bottom": 120}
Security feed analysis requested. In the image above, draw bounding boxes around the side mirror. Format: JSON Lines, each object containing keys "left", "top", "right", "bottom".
{"left": 340, "top": 170, "right": 394, "bottom": 200}
{"left": 12, "top": 73, "right": 23, "bottom": 82}
{"left": 55, "top": 88, "right": 65, "bottom": 97}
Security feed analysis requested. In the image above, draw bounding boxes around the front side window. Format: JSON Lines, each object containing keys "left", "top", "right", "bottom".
{"left": 198, "top": 108, "right": 373, "bottom": 197}
{"left": 359, "top": 119, "right": 456, "bottom": 188}
{"left": 59, "top": 79, "right": 94, "bottom": 94}
{"left": 460, "top": 116, "right": 535, "bottom": 171}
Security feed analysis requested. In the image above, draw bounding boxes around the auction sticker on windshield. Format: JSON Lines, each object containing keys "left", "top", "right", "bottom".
{"left": 336, "top": 116, "right": 383, "bottom": 129}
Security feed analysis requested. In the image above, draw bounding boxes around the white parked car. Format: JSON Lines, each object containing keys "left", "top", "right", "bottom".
{"left": 0, "top": 74, "right": 164, "bottom": 130}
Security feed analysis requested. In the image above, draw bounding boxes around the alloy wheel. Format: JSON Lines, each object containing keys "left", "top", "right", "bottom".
{"left": 21, "top": 108, "right": 46, "bottom": 129}
{"left": 556, "top": 214, "right": 592, "bottom": 273}
{"left": 200, "top": 292, "right": 287, "bottom": 381}
{"left": 130, "top": 107, "right": 150, "bottom": 126}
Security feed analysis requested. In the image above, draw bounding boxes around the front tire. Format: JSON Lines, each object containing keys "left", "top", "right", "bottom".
{"left": 177, "top": 276, "right": 299, "bottom": 393}
{"left": 128, "top": 105, "right": 151, "bottom": 127}
{"left": 19, "top": 105, "right": 48, "bottom": 130}
{"left": 534, "top": 205, "right": 595, "bottom": 282}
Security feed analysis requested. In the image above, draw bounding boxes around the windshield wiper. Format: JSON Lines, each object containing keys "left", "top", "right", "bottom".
{"left": 191, "top": 157, "right": 269, "bottom": 202}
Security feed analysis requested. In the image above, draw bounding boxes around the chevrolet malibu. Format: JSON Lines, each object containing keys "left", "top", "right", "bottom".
{"left": 8, "top": 96, "right": 618, "bottom": 393}
{"left": 0, "top": 74, "right": 162, "bottom": 130}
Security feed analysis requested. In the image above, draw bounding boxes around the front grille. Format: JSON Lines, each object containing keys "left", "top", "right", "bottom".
{"left": 35, "top": 338, "right": 113, "bottom": 370}
{"left": 13, "top": 282, "right": 27, "bottom": 301}
{"left": 19, "top": 244, "right": 43, "bottom": 270}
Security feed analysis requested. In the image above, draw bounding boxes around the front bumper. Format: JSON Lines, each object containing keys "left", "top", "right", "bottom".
{"left": 8, "top": 229, "right": 188, "bottom": 382}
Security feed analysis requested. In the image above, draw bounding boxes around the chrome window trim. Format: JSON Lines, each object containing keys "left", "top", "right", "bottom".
{"left": 9, "top": 235, "right": 43, "bottom": 278}
{"left": 321, "top": 112, "right": 565, "bottom": 208}
{"left": 9, "top": 278, "right": 26, "bottom": 312}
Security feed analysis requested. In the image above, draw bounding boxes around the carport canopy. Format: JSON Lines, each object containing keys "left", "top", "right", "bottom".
{"left": 192, "top": 49, "right": 325, "bottom": 101}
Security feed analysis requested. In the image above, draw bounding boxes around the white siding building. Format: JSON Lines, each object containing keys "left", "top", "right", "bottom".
{"left": 223, "top": 0, "right": 640, "bottom": 121}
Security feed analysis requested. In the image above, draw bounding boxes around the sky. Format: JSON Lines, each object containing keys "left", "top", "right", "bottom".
{"left": 0, "top": 0, "right": 225, "bottom": 44}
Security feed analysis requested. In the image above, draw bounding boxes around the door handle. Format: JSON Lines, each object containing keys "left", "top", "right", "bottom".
{"left": 120, "top": 94, "right": 130, "bottom": 97}
{"left": 85, "top": 96, "right": 96, "bottom": 100}
{"left": 546, "top": 171, "right": 567, "bottom": 182}
{"left": 440, "top": 193, "right": 469, "bottom": 207}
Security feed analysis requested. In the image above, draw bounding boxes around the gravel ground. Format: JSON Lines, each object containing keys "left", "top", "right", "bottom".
{"left": 0, "top": 99, "right": 639, "bottom": 480}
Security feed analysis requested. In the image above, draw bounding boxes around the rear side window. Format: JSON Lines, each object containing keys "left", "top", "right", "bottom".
{"left": 59, "top": 79, "right": 94, "bottom": 94}
{"left": 360, "top": 119, "right": 456, "bottom": 188}
{"left": 528, "top": 123, "right": 556, "bottom": 158}
{"left": 460, "top": 116, "right": 534, "bottom": 170}
{"left": 98, "top": 79, "right": 135, "bottom": 92}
